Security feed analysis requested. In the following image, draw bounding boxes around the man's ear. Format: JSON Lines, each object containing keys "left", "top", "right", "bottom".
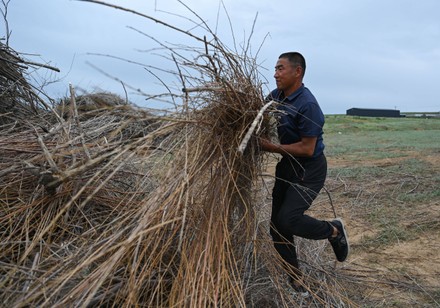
{"left": 295, "top": 66, "right": 303, "bottom": 77}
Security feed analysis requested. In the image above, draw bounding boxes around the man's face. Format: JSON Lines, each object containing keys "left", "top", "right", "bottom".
{"left": 274, "top": 58, "right": 301, "bottom": 94}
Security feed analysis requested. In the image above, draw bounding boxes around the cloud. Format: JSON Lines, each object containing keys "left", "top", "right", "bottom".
{"left": 5, "top": 0, "right": 440, "bottom": 113}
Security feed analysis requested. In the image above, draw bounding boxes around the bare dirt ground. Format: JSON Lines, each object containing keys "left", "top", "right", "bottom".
{"left": 263, "top": 150, "right": 440, "bottom": 307}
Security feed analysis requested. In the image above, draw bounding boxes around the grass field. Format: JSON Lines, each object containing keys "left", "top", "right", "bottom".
{"left": 320, "top": 115, "right": 440, "bottom": 306}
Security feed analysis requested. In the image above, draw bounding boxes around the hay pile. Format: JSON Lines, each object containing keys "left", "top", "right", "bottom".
{"left": 0, "top": 3, "right": 355, "bottom": 307}
{"left": 0, "top": 40, "right": 61, "bottom": 126}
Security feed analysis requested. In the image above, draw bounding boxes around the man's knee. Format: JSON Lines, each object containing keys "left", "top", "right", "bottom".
{"left": 275, "top": 211, "right": 304, "bottom": 237}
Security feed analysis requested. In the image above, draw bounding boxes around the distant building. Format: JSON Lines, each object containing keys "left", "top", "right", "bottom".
{"left": 346, "top": 108, "right": 401, "bottom": 118}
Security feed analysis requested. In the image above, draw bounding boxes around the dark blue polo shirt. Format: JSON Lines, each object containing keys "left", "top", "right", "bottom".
{"left": 268, "top": 84, "right": 325, "bottom": 158}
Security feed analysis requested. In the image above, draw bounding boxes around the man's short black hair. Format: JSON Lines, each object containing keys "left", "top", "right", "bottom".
{"left": 279, "top": 52, "right": 306, "bottom": 77}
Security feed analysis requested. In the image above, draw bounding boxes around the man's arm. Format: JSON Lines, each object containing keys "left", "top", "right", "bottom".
{"left": 259, "top": 136, "right": 317, "bottom": 157}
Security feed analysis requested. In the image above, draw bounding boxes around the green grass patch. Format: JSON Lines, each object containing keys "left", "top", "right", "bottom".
{"left": 361, "top": 223, "right": 412, "bottom": 248}
{"left": 324, "top": 116, "right": 440, "bottom": 161}
{"left": 325, "top": 115, "right": 440, "bottom": 134}
{"left": 367, "top": 224, "right": 412, "bottom": 247}
{"left": 328, "top": 157, "right": 437, "bottom": 179}
{"left": 361, "top": 203, "right": 413, "bottom": 247}
{"left": 397, "top": 189, "right": 440, "bottom": 202}
{"left": 327, "top": 165, "right": 383, "bottom": 178}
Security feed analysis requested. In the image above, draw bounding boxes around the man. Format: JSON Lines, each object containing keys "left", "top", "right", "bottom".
{"left": 260, "top": 52, "right": 349, "bottom": 292}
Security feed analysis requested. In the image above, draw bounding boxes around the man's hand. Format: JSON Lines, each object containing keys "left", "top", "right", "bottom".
{"left": 259, "top": 138, "right": 277, "bottom": 152}
{"left": 259, "top": 136, "right": 317, "bottom": 157}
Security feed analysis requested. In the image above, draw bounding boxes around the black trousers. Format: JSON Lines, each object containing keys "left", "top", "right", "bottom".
{"left": 270, "top": 154, "right": 332, "bottom": 271}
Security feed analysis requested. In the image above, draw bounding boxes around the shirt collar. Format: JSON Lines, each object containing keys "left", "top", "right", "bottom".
{"left": 285, "top": 84, "right": 304, "bottom": 102}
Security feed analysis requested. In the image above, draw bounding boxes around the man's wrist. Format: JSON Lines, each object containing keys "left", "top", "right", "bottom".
{"left": 272, "top": 143, "right": 281, "bottom": 153}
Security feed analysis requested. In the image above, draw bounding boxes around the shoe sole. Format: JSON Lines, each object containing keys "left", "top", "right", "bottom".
{"left": 333, "top": 217, "right": 350, "bottom": 261}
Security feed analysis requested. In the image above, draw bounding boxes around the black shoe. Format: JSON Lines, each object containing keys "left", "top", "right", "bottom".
{"left": 329, "top": 218, "right": 350, "bottom": 262}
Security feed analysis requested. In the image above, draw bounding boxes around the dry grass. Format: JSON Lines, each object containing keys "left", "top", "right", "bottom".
{"left": 0, "top": 2, "right": 366, "bottom": 307}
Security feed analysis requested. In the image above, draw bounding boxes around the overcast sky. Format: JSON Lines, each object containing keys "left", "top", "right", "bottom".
{"left": 5, "top": 0, "right": 440, "bottom": 114}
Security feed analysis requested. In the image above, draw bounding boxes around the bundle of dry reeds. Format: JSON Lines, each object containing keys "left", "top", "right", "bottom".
{"left": 0, "top": 2, "right": 357, "bottom": 307}
{"left": 0, "top": 40, "right": 60, "bottom": 127}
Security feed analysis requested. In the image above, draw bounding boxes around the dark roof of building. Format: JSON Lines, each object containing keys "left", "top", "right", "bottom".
{"left": 347, "top": 107, "right": 399, "bottom": 112}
